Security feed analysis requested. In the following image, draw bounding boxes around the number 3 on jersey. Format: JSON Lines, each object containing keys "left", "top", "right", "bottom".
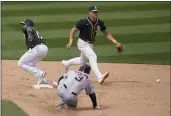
{"left": 75, "top": 76, "right": 83, "bottom": 82}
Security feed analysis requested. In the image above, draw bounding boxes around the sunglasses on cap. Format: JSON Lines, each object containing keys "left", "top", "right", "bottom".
{"left": 92, "top": 11, "right": 98, "bottom": 13}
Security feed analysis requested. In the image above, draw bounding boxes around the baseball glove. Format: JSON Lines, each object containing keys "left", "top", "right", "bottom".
{"left": 116, "top": 43, "right": 124, "bottom": 53}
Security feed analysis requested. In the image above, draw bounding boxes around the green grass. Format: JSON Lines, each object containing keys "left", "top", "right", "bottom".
{"left": 2, "top": 16, "right": 170, "bottom": 31}
{"left": 2, "top": 100, "right": 28, "bottom": 116}
{"left": 2, "top": 3, "right": 170, "bottom": 17}
{"left": 2, "top": 1, "right": 171, "bottom": 65}
{"left": 98, "top": 52, "right": 170, "bottom": 65}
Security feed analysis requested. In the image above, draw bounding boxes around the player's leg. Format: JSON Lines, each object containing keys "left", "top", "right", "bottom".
{"left": 56, "top": 85, "right": 69, "bottom": 109}
{"left": 18, "top": 44, "right": 48, "bottom": 84}
{"left": 62, "top": 53, "right": 88, "bottom": 71}
{"left": 28, "top": 62, "right": 47, "bottom": 84}
{"left": 59, "top": 91, "right": 78, "bottom": 109}
{"left": 56, "top": 96, "right": 67, "bottom": 109}
{"left": 18, "top": 49, "right": 44, "bottom": 80}
{"left": 65, "top": 97, "right": 78, "bottom": 109}
{"left": 80, "top": 46, "right": 102, "bottom": 80}
{"left": 34, "top": 44, "right": 48, "bottom": 84}
{"left": 36, "top": 44, "right": 48, "bottom": 59}
{"left": 78, "top": 39, "right": 109, "bottom": 84}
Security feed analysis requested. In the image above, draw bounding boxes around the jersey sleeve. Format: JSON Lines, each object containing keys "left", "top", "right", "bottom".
{"left": 74, "top": 19, "right": 85, "bottom": 30}
{"left": 99, "top": 19, "right": 107, "bottom": 32}
{"left": 85, "top": 80, "right": 95, "bottom": 95}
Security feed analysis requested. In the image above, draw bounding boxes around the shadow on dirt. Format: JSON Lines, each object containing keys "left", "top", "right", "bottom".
{"left": 76, "top": 105, "right": 112, "bottom": 111}
{"left": 102, "top": 80, "right": 144, "bottom": 86}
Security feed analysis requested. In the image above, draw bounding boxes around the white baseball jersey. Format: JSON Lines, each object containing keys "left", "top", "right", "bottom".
{"left": 59, "top": 70, "right": 94, "bottom": 95}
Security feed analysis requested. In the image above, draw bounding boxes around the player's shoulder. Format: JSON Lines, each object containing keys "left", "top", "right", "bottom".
{"left": 98, "top": 18, "right": 105, "bottom": 24}
{"left": 80, "top": 17, "right": 88, "bottom": 21}
{"left": 78, "top": 17, "right": 88, "bottom": 22}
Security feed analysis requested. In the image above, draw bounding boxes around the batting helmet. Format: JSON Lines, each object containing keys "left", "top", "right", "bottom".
{"left": 20, "top": 19, "right": 34, "bottom": 27}
{"left": 79, "top": 64, "right": 91, "bottom": 74}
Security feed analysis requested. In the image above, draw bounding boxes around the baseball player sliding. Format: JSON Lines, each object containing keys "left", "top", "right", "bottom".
{"left": 18, "top": 19, "right": 50, "bottom": 88}
{"left": 62, "top": 5, "right": 124, "bottom": 84}
{"left": 55, "top": 64, "right": 103, "bottom": 110}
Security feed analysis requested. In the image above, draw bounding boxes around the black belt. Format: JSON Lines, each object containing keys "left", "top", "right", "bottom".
{"left": 63, "top": 84, "right": 77, "bottom": 96}
{"left": 86, "top": 41, "right": 93, "bottom": 44}
{"left": 80, "top": 38, "right": 94, "bottom": 44}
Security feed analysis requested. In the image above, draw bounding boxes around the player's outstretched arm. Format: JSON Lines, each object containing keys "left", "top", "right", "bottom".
{"left": 103, "top": 31, "right": 119, "bottom": 45}
{"left": 89, "top": 93, "right": 97, "bottom": 108}
{"left": 103, "top": 31, "right": 124, "bottom": 53}
{"left": 67, "top": 27, "right": 78, "bottom": 49}
{"left": 89, "top": 93, "right": 103, "bottom": 110}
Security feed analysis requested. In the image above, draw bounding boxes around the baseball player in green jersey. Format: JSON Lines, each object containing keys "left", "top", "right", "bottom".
{"left": 62, "top": 5, "right": 124, "bottom": 84}
{"left": 18, "top": 19, "right": 52, "bottom": 89}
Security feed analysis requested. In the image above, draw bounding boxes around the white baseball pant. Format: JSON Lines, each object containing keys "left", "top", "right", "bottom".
{"left": 65, "top": 38, "right": 102, "bottom": 81}
{"left": 18, "top": 44, "right": 48, "bottom": 79}
{"left": 57, "top": 84, "right": 78, "bottom": 108}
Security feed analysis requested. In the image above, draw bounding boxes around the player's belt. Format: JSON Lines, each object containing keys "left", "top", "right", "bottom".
{"left": 86, "top": 40, "right": 93, "bottom": 44}
{"left": 80, "top": 38, "right": 93, "bottom": 44}
{"left": 63, "top": 84, "right": 77, "bottom": 96}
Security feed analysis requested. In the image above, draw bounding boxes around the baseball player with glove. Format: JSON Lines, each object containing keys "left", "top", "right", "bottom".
{"left": 18, "top": 19, "right": 49, "bottom": 87}
{"left": 62, "top": 5, "right": 124, "bottom": 84}
{"left": 55, "top": 64, "right": 103, "bottom": 110}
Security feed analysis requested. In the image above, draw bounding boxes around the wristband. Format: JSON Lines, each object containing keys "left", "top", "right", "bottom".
{"left": 111, "top": 39, "right": 118, "bottom": 45}
{"left": 69, "top": 38, "right": 73, "bottom": 44}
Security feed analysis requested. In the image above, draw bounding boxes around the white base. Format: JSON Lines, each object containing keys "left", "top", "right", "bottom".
{"left": 32, "top": 84, "right": 53, "bottom": 89}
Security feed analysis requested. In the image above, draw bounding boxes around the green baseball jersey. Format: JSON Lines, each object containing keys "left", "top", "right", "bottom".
{"left": 74, "top": 17, "right": 107, "bottom": 43}
{"left": 22, "top": 26, "right": 45, "bottom": 49}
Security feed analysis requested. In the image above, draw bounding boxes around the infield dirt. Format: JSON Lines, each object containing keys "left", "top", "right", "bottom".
{"left": 2, "top": 60, "right": 170, "bottom": 116}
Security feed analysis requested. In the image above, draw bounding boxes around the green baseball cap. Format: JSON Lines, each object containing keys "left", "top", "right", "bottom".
{"left": 89, "top": 5, "right": 99, "bottom": 12}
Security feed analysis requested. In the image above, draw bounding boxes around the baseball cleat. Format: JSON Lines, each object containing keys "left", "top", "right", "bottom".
{"left": 98, "top": 72, "right": 109, "bottom": 84}
{"left": 38, "top": 80, "right": 48, "bottom": 84}
{"left": 42, "top": 72, "right": 48, "bottom": 84}
{"left": 37, "top": 72, "right": 48, "bottom": 85}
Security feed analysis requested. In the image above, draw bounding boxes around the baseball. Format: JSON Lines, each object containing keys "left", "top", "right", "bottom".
{"left": 156, "top": 79, "right": 160, "bottom": 83}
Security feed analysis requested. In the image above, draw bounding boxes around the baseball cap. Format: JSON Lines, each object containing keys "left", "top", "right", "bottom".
{"left": 89, "top": 5, "right": 99, "bottom": 12}
{"left": 20, "top": 19, "right": 34, "bottom": 27}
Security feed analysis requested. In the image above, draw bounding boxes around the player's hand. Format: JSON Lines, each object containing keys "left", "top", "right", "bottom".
{"left": 94, "top": 106, "right": 103, "bottom": 110}
{"left": 66, "top": 43, "right": 72, "bottom": 49}
{"left": 116, "top": 42, "right": 124, "bottom": 53}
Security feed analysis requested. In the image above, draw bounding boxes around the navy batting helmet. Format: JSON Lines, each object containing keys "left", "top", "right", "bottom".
{"left": 20, "top": 19, "right": 34, "bottom": 27}
{"left": 79, "top": 64, "right": 91, "bottom": 74}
